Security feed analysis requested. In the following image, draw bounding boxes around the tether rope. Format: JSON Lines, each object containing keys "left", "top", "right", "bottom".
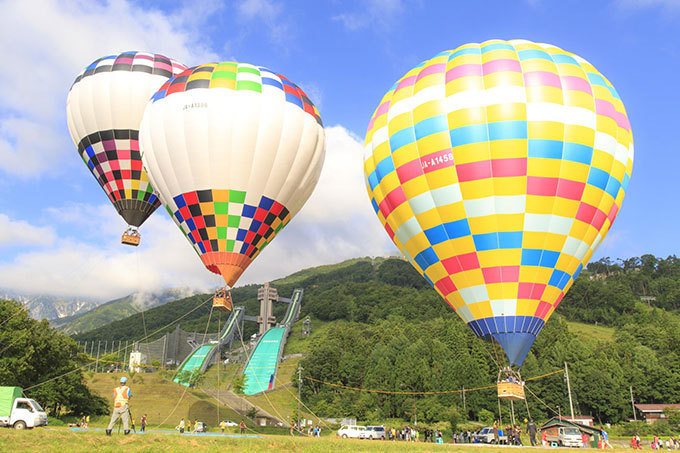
{"left": 302, "top": 369, "right": 564, "bottom": 395}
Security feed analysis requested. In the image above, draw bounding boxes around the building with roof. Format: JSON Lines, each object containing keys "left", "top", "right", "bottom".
{"left": 634, "top": 404, "right": 680, "bottom": 424}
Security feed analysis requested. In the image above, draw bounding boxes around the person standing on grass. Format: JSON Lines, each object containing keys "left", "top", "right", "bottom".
{"left": 526, "top": 419, "right": 537, "bottom": 446}
{"left": 140, "top": 414, "right": 146, "bottom": 433}
{"left": 179, "top": 418, "right": 185, "bottom": 433}
{"left": 240, "top": 419, "right": 246, "bottom": 434}
{"left": 220, "top": 420, "right": 226, "bottom": 433}
{"left": 105, "top": 376, "right": 132, "bottom": 436}
{"left": 600, "top": 428, "right": 612, "bottom": 449}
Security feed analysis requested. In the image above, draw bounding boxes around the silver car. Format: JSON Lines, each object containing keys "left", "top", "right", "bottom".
{"left": 360, "top": 425, "right": 386, "bottom": 440}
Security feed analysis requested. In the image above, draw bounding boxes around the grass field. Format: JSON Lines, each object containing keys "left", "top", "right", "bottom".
{"left": 84, "top": 371, "right": 246, "bottom": 429}
{"left": 0, "top": 428, "right": 609, "bottom": 453}
{"left": 566, "top": 321, "right": 615, "bottom": 343}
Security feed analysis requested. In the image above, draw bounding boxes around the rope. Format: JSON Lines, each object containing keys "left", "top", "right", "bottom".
{"left": 135, "top": 248, "right": 152, "bottom": 364}
{"left": 0, "top": 330, "right": 30, "bottom": 355}
{"left": 233, "top": 316, "right": 288, "bottom": 424}
{"left": 198, "top": 388, "right": 264, "bottom": 437}
{"left": 303, "top": 376, "right": 496, "bottom": 395}
{"left": 24, "top": 293, "right": 214, "bottom": 391}
{"left": 524, "top": 384, "right": 559, "bottom": 416}
{"left": 278, "top": 377, "right": 332, "bottom": 430}
{"left": 303, "top": 368, "right": 565, "bottom": 396}
{"left": 525, "top": 369, "right": 565, "bottom": 382}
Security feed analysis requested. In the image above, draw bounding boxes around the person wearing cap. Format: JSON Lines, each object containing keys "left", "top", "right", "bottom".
{"left": 105, "top": 376, "right": 132, "bottom": 436}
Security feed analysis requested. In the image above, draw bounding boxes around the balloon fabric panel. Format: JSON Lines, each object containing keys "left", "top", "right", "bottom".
{"left": 364, "top": 40, "right": 633, "bottom": 366}
{"left": 140, "top": 62, "right": 326, "bottom": 287}
{"left": 67, "top": 51, "right": 187, "bottom": 227}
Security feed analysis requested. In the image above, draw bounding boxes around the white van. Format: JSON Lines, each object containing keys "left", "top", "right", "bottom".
{"left": 337, "top": 425, "right": 366, "bottom": 439}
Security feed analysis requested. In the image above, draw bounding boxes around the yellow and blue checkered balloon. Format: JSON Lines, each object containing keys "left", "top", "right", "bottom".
{"left": 364, "top": 40, "right": 633, "bottom": 366}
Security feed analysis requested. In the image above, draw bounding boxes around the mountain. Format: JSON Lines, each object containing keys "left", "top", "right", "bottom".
{"left": 71, "top": 257, "right": 384, "bottom": 343}
{"left": 52, "top": 287, "right": 200, "bottom": 335}
{"left": 0, "top": 290, "right": 100, "bottom": 321}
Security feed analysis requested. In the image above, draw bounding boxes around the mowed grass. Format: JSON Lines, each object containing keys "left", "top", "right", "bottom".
{"left": 0, "top": 428, "right": 572, "bottom": 453}
{"left": 566, "top": 321, "right": 615, "bottom": 343}
{"left": 84, "top": 372, "right": 245, "bottom": 429}
{"left": 284, "top": 318, "right": 332, "bottom": 355}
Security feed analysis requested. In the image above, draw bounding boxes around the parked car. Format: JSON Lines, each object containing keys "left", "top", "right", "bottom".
{"left": 194, "top": 421, "right": 208, "bottom": 432}
{"left": 474, "top": 427, "right": 508, "bottom": 444}
{"left": 222, "top": 420, "right": 238, "bottom": 427}
{"left": 360, "top": 425, "right": 386, "bottom": 440}
{"left": 337, "top": 425, "right": 366, "bottom": 439}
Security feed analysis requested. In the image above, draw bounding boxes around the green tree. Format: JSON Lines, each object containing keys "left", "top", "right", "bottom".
{"left": 0, "top": 300, "right": 107, "bottom": 416}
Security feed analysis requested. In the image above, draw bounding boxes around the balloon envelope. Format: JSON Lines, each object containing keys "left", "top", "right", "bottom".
{"left": 140, "top": 62, "right": 325, "bottom": 286}
{"left": 364, "top": 40, "right": 633, "bottom": 365}
{"left": 67, "top": 51, "right": 187, "bottom": 227}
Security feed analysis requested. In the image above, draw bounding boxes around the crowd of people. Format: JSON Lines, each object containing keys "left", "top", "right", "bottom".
{"left": 631, "top": 434, "right": 680, "bottom": 450}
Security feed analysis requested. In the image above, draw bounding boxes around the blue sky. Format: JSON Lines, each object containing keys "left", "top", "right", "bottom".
{"left": 0, "top": 0, "right": 677, "bottom": 300}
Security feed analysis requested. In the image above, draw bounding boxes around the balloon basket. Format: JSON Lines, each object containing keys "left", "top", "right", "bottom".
{"left": 497, "top": 381, "right": 525, "bottom": 401}
{"left": 497, "top": 368, "right": 525, "bottom": 400}
{"left": 121, "top": 228, "right": 141, "bottom": 246}
{"left": 213, "top": 288, "right": 232, "bottom": 312}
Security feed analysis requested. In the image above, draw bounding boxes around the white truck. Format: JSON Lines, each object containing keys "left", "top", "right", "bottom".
{"left": 0, "top": 387, "right": 48, "bottom": 429}
{"left": 544, "top": 426, "right": 583, "bottom": 447}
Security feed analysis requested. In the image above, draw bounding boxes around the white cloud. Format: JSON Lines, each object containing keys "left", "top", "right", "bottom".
{"left": 0, "top": 0, "right": 218, "bottom": 178}
{"left": 0, "top": 207, "right": 215, "bottom": 301}
{"left": 0, "top": 126, "right": 397, "bottom": 300}
{"left": 333, "top": 0, "right": 405, "bottom": 31}
{"left": 0, "top": 214, "right": 56, "bottom": 247}
{"left": 238, "top": 126, "right": 396, "bottom": 282}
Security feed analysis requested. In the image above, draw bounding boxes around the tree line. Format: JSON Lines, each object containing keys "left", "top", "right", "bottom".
{"left": 295, "top": 257, "right": 680, "bottom": 426}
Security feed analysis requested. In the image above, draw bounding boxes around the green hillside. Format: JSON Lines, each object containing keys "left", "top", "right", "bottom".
{"left": 72, "top": 257, "right": 379, "bottom": 343}
{"left": 72, "top": 254, "right": 680, "bottom": 428}
{"left": 54, "top": 289, "right": 198, "bottom": 335}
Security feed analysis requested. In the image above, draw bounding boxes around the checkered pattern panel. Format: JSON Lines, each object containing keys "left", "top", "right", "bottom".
{"left": 150, "top": 63, "right": 323, "bottom": 126}
{"left": 364, "top": 40, "right": 633, "bottom": 352}
{"left": 71, "top": 51, "right": 186, "bottom": 87}
{"left": 167, "top": 189, "right": 291, "bottom": 260}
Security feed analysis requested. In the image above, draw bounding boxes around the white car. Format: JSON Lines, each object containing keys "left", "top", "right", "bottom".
{"left": 337, "top": 425, "right": 366, "bottom": 439}
{"left": 360, "top": 425, "right": 386, "bottom": 440}
{"left": 222, "top": 420, "right": 238, "bottom": 427}
{"left": 474, "top": 427, "right": 508, "bottom": 444}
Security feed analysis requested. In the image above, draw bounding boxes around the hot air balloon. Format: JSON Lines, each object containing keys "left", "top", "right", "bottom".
{"left": 364, "top": 40, "right": 633, "bottom": 377}
{"left": 139, "top": 62, "right": 325, "bottom": 311}
{"left": 66, "top": 51, "right": 187, "bottom": 245}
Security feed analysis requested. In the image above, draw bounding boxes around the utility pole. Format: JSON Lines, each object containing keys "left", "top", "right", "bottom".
{"left": 297, "top": 365, "right": 303, "bottom": 429}
{"left": 630, "top": 386, "right": 637, "bottom": 421}
{"left": 565, "top": 362, "right": 575, "bottom": 420}
{"left": 95, "top": 341, "right": 101, "bottom": 373}
{"left": 89, "top": 342, "right": 94, "bottom": 371}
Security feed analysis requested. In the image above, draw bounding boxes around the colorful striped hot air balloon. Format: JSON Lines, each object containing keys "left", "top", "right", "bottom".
{"left": 67, "top": 51, "right": 188, "bottom": 245}
{"left": 139, "top": 62, "right": 325, "bottom": 309}
{"left": 364, "top": 39, "right": 633, "bottom": 366}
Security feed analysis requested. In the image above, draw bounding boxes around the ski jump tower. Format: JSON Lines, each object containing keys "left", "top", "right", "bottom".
{"left": 257, "top": 282, "right": 278, "bottom": 335}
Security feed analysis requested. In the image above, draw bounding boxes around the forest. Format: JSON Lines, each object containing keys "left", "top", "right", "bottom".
{"left": 294, "top": 256, "right": 680, "bottom": 426}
